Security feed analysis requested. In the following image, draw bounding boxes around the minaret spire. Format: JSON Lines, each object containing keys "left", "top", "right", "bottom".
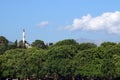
{"left": 22, "top": 29, "right": 25, "bottom": 44}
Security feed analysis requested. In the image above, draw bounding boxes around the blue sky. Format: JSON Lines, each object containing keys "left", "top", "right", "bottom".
{"left": 0, "top": 0, "right": 120, "bottom": 43}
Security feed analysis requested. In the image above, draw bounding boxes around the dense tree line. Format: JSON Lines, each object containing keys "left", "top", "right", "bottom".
{"left": 0, "top": 36, "right": 120, "bottom": 80}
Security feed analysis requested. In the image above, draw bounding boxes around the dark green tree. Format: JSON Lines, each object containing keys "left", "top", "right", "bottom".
{"left": 100, "top": 42, "right": 116, "bottom": 47}
{"left": 113, "top": 54, "right": 120, "bottom": 77}
{"left": 0, "top": 36, "right": 8, "bottom": 45}
{"left": 0, "top": 48, "right": 45, "bottom": 79}
{"left": 100, "top": 46, "right": 120, "bottom": 79}
{"left": 48, "top": 42, "right": 53, "bottom": 46}
{"left": 8, "top": 40, "right": 18, "bottom": 49}
{"left": 78, "top": 42, "right": 97, "bottom": 50}
{"left": 74, "top": 48, "right": 103, "bottom": 79}
{"left": 44, "top": 45, "right": 78, "bottom": 80}
{"left": 0, "top": 36, "right": 8, "bottom": 54}
{"left": 53, "top": 39, "right": 78, "bottom": 46}
{"left": 31, "top": 40, "right": 46, "bottom": 49}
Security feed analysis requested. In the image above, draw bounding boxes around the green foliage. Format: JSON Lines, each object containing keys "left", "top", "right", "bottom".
{"left": 1, "top": 49, "right": 26, "bottom": 78}
{"left": 8, "top": 40, "right": 18, "bottom": 49}
{"left": 74, "top": 48, "right": 103, "bottom": 77}
{"left": 113, "top": 54, "right": 120, "bottom": 77}
{"left": 0, "top": 36, "right": 8, "bottom": 54}
{"left": 44, "top": 45, "right": 78, "bottom": 79}
{"left": 101, "top": 59, "right": 115, "bottom": 78}
{"left": 0, "top": 36, "right": 8, "bottom": 45}
{"left": 53, "top": 39, "right": 78, "bottom": 46}
{"left": 78, "top": 42, "right": 97, "bottom": 50}
{"left": 0, "top": 37, "right": 120, "bottom": 79}
{"left": 0, "top": 44, "right": 8, "bottom": 54}
{"left": 0, "top": 48, "right": 45, "bottom": 79}
{"left": 100, "top": 42, "right": 117, "bottom": 47}
{"left": 31, "top": 40, "right": 46, "bottom": 49}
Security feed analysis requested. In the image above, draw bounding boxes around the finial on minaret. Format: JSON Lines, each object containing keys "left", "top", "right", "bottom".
{"left": 22, "top": 29, "right": 25, "bottom": 44}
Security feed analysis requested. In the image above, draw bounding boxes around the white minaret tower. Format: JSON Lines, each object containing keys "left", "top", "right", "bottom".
{"left": 22, "top": 29, "right": 25, "bottom": 44}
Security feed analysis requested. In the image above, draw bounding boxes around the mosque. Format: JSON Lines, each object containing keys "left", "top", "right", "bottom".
{"left": 19, "top": 29, "right": 31, "bottom": 48}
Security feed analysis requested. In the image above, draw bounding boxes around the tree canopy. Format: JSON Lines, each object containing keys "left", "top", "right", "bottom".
{"left": 0, "top": 36, "right": 120, "bottom": 80}
{"left": 31, "top": 40, "right": 46, "bottom": 49}
{"left": 0, "top": 36, "right": 8, "bottom": 54}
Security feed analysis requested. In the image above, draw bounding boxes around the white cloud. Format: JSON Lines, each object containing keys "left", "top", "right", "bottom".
{"left": 65, "top": 11, "right": 120, "bottom": 34}
{"left": 37, "top": 21, "right": 49, "bottom": 28}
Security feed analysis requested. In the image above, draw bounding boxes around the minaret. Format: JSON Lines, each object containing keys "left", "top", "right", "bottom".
{"left": 22, "top": 29, "right": 25, "bottom": 44}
